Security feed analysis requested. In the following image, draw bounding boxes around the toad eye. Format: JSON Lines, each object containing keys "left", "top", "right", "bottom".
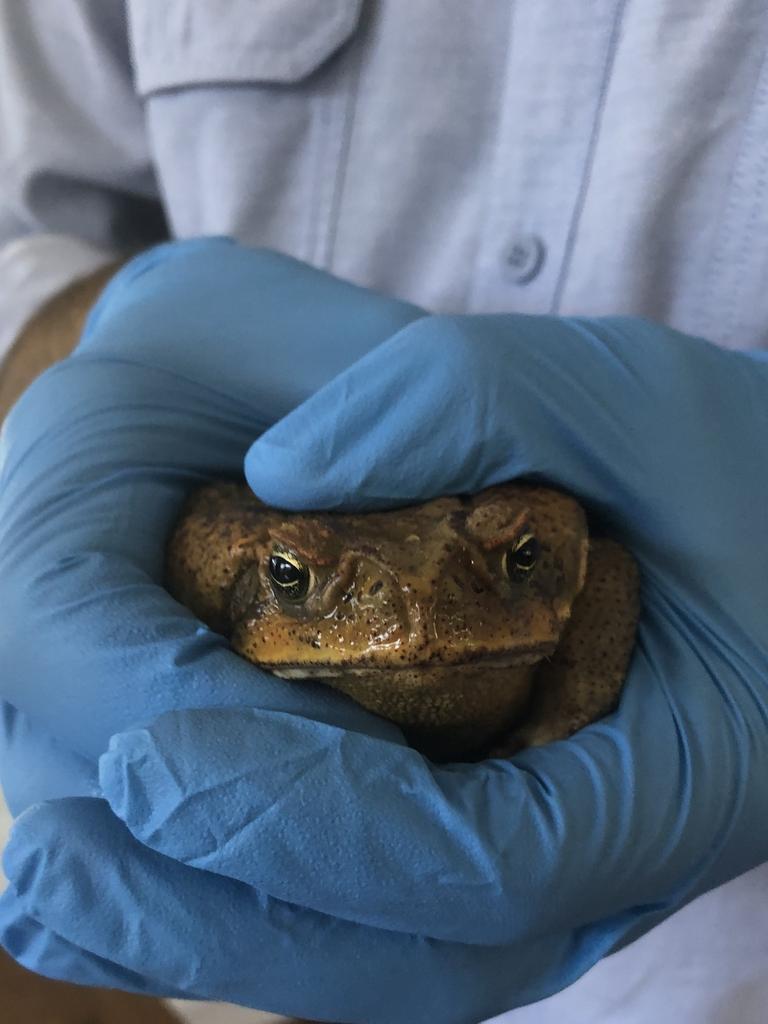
{"left": 503, "top": 533, "right": 540, "bottom": 580}
{"left": 268, "top": 552, "right": 311, "bottom": 601}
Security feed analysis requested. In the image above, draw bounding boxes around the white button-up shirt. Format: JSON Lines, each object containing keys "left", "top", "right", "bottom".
{"left": 1, "top": 2, "right": 767, "bottom": 1023}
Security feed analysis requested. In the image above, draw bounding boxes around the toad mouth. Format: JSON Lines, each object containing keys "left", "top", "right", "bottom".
{"left": 263, "top": 646, "right": 554, "bottom": 680}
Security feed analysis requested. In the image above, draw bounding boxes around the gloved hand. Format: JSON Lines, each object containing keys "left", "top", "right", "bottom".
{"left": 235, "top": 314, "right": 768, "bottom": 948}
{"left": 0, "top": 235, "right": 423, "bottom": 792}
{"left": 3, "top": 263, "right": 768, "bottom": 1023}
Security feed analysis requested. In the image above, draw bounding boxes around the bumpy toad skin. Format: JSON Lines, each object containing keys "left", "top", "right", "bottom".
{"left": 166, "top": 482, "right": 639, "bottom": 761}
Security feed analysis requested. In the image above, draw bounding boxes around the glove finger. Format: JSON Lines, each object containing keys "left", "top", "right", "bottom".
{"left": 0, "top": 895, "right": 188, "bottom": 998}
{"left": 1, "top": 797, "right": 595, "bottom": 1023}
{"left": 245, "top": 316, "right": 768, "bottom": 607}
{"left": 248, "top": 314, "right": 759, "bottom": 509}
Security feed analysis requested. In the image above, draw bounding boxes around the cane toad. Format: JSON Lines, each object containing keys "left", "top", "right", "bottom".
{"left": 166, "top": 482, "right": 639, "bottom": 761}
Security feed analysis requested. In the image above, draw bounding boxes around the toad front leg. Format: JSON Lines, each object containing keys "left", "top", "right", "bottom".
{"left": 492, "top": 538, "right": 639, "bottom": 754}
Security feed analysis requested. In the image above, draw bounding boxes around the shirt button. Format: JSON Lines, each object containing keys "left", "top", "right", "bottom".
{"left": 504, "top": 235, "right": 546, "bottom": 284}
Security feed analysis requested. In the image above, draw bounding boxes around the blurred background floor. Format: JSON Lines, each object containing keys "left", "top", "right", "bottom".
{"left": 0, "top": 943, "right": 181, "bottom": 1024}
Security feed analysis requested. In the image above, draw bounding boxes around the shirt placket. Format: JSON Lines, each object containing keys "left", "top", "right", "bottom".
{"left": 469, "top": 1, "right": 627, "bottom": 315}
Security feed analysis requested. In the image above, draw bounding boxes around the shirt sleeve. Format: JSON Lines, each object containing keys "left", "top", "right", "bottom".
{"left": 0, "top": 235, "right": 117, "bottom": 364}
{"left": 0, "top": 0, "right": 167, "bottom": 360}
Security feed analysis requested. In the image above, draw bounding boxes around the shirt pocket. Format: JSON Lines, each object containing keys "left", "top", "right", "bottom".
{"left": 125, "top": 0, "right": 365, "bottom": 263}
{"left": 127, "top": 0, "right": 364, "bottom": 91}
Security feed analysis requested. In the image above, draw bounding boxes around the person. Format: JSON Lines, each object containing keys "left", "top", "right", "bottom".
{"left": 0, "top": 3, "right": 767, "bottom": 1023}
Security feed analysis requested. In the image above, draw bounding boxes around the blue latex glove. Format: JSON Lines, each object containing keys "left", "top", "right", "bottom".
{"left": 0, "top": 236, "right": 422, "bottom": 785}
{"left": 3, "top": 258, "right": 768, "bottom": 1021}
{"left": 231, "top": 315, "right": 767, "bottom": 944}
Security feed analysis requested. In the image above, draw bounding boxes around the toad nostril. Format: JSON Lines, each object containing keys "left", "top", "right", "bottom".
{"left": 369, "top": 580, "right": 384, "bottom": 595}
